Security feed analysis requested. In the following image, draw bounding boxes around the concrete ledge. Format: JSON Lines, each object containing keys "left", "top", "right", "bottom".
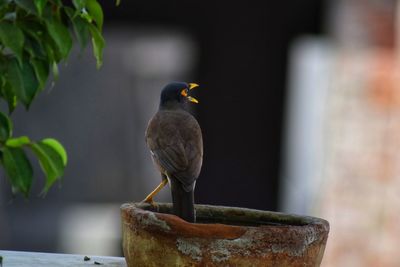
{"left": 0, "top": 250, "right": 126, "bottom": 267}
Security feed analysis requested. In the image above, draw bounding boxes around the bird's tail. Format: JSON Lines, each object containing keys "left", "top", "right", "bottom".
{"left": 170, "top": 179, "right": 195, "bottom": 223}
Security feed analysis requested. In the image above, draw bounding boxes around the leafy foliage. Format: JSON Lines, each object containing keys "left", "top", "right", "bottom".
{"left": 0, "top": 0, "right": 111, "bottom": 197}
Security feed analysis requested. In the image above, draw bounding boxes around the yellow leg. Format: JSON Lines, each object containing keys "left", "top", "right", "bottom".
{"left": 142, "top": 178, "right": 168, "bottom": 204}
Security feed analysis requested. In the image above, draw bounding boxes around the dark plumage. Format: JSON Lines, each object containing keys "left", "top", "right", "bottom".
{"left": 143, "top": 82, "right": 203, "bottom": 222}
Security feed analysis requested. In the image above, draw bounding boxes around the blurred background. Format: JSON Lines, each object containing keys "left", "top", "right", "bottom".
{"left": 0, "top": 0, "right": 399, "bottom": 266}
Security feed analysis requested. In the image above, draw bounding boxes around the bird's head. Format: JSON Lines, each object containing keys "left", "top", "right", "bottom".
{"left": 159, "top": 82, "right": 199, "bottom": 108}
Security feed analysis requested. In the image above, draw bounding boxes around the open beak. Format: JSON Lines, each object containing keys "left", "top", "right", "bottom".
{"left": 181, "top": 83, "right": 200, "bottom": 103}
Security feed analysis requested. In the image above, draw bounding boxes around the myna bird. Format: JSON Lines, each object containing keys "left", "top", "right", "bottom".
{"left": 143, "top": 82, "right": 203, "bottom": 223}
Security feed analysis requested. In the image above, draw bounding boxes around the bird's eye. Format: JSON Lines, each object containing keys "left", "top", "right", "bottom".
{"left": 181, "top": 89, "right": 188, "bottom": 97}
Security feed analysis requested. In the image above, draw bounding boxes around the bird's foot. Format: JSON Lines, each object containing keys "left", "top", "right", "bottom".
{"left": 141, "top": 197, "right": 158, "bottom": 209}
{"left": 141, "top": 179, "right": 168, "bottom": 208}
{"left": 142, "top": 198, "right": 158, "bottom": 211}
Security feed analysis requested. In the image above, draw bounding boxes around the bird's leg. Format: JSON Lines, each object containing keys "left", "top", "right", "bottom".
{"left": 142, "top": 178, "right": 168, "bottom": 205}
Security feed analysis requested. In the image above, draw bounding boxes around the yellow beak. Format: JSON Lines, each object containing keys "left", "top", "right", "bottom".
{"left": 187, "top": 96, "right": 199, "bottom": 104}
{"left": 189, "top": 83, "right": 199, "bottom": 90}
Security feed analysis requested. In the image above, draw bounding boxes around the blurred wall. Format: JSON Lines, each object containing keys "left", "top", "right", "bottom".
{"left": 282, "top": 0, "right": 400, "bottom": 266}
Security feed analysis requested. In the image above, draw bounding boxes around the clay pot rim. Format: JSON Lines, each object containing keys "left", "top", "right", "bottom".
{"left": 121, "top": 203, "right": 330, "bottom": 266}
{"left": 122, "top": 202, "right": 329, "bottom": 229}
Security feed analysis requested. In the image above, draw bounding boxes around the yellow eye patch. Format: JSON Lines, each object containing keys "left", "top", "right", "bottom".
{"left": 181, "top": 89, "right": 188, "bottom": 97}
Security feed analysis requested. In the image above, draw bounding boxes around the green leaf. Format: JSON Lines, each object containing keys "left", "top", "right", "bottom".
{"left": 3, "top": 12, "right": 16, "bottom": 21}
{"left": 0, "top": 58, "right": 6, "bottom": 72}
{"left": 0, "top": 0, "right": 11, "bottom": 8}
{"left": 23, "top": 37, "right": 35, "bottom": 58}
{"left": 6, "top": 136, "right": 30, "bottom": 147}
{"left": 0, "top": 1, "right": 12, "bottom": 19}
{"left": 23, "top": 37, "right": 46, "bottom": 60}
{"left": 43, "top": 40, "right": 57, "bottom": 63}
{"left": 15, "top": 0, "right": 37, "bottom": 15}
{"left": 41, "top": 138, "right": 67, "bottom": 166}
{"left": 2, "top": 147, "right": 33, "bottom": 197}
{"left": 51, "top": 61, "right": 59, "bottom": 80}
{"left": 1, "top": 79, "right": 17, "bottom": 113}
{"left": 0, "top": 22, "right": 24, "bottom": 65}
{"left": 30, "top": 141, "right": 65, "bottom": 193}
{"left": 0, "top": 111, "right": 12, "bottom": 142}
{"left": 51, "top": 0, "right": 62, "bottom": 5}
{"left": 19, "top": 21, "right": 45, "bottom": 45}
{"left": 86, "top": 0, "right": 103, "bottom": 30}
{"left": 41, "top": 38, "right": 59, "bottom": 81}
{"left": 89, "top": 24, "right": 104, "bottom": 68}
{"left": 80, "top": 8, "right": 92, "bottom": 23}
{"left": 65, "top": 7, "right": 90, "bottom": 49}
{"left": 73, "top": 0, "right": 86, "bottom": 10}
{"left": 116, "top": 0, "right": 121, "bottom": 6}
{"left": 7, "top": 58, "right": 39, "bottom": 109}
{"left": 30, "top": 59, "right": 49, "bottom": 89}
{"left": 46, "top": 20, "right": 72, "bottom": 59}
{"left": 34, "top": 0, "right": 46, "bottom": 16}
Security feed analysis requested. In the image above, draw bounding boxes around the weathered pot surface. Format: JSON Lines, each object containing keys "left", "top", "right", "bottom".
{"left": 121, "top": 203, "right": 329, "bottom": 267}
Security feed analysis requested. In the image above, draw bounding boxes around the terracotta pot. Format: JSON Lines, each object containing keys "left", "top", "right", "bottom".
{"left": 121, "top": 203, "right": 329, "bottom": 267}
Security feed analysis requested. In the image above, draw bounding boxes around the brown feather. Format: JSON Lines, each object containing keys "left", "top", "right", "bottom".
{"left": 145, "top": 109, "right": 203, "bottom": 192}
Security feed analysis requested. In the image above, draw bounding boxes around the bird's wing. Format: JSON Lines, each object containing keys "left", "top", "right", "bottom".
{"left": 149, "top": 135, "right": 200, "bottom": 191}
{"left": 146, "top": 111, "right": 201, "bottom": 191}
{"left": 150, "top": 141, "right": 188, "bottom": 174}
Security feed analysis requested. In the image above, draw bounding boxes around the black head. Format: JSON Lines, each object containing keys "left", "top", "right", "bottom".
{"left": 159, "top": 82, "right": 199, "bottom": 109}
